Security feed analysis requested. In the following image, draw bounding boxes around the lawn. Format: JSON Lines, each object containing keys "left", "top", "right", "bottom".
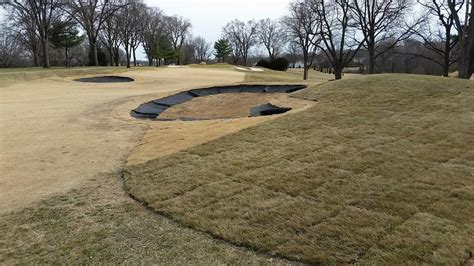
{"left": 0, "top": 174, "right": 284, "bottom": 264}
{"left": 1, "top": 67, "right": 472, "bottom": 264}
{"left": 0, "top": 66, "right": 134, "bottom": 88}
{"left": 124, "top": 73, "right": 474, "bottom": 264}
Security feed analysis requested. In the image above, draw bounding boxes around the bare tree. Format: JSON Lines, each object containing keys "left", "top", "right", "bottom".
{"left": 350, "top": 0, "right": 416, "bottom": 74}
{"left": 448, "top": 0, "right": 473, "bottom": 79}
{"left": 0, "top": 26, "right": 23, "bottom": 67}
{"left": 129, "top": 2, "right": 146, "bottom": 66}
{"left": 166, "top": 15, "right": 191, "bottom": 65}
{"left": 13, "top": 9, "right": 42, "bottom": 67}
{"left": 313, "top": 0, "right": 366, "bottom": 80}
{"left": 66, "top": 0, "right": 124, "bottom": 66}
{"left": 193, "top": 36, "right": 212, "bottom": 62}
{"left": 3, "top": 0, "right": 64, "bottom": 68}
{"left": 140, "top": 7, "right": 166, "bottom": 66}
{"left": 285, "top": 40, "right": 303, "bottom": 68}
{"left": 116, "top": 0, "right": 142, "bottom": 68}
{"left": 283, "top": 0, "right": 321, "bottom": 80}
{"left": 99, "top": 13, "right": 120, "bottom": 66}
{"left": 412, "top": 0, "right": 459, "bottom": 77}
{"left": 222, "top": 19, "right": 258, "bottom": 66}
{"left": 258, "top": 18, "right": 286, "bottom": 60}
{"left": 181, "top": 39, "right": 196, "bottom": 64}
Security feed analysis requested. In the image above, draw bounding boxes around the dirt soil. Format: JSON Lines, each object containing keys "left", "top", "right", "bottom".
{"left": 0, "top": 68, "right": 245, "bottom": 214}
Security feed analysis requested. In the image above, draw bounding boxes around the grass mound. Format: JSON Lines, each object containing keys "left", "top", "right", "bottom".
{"left": 124, "top": 74, "right": 474, "bottom": 264}
{"left": 0, "top": 174, "right": 283, "bottom": 264}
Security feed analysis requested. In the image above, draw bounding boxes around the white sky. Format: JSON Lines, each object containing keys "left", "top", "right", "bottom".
{"left": 134, "top": 0, "right": 292, "bottom": 60}
{"left": 146, "top": 0, "right": 292, "bottom": 42}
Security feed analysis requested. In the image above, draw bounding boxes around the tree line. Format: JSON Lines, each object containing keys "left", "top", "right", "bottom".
{"left": 1, "top": 0, "right": 473, "bottom": 80}
{"left": 0, "top": 0, "right": 201, "bottom": 68}
{"left": 217, "top": 0, "right": 472, "bottom": 80}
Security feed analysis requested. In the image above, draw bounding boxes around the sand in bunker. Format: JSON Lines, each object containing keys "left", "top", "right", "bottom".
{"left": 126, "top": 93, "right": 316, "bottom": 166}
{"left": 159, "top": 93, "right": 284, "bottom": 120}
{"left": 0, "top": 68, "right": 244, "bottom": 213}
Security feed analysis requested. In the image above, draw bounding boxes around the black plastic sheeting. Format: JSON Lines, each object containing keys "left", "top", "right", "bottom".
{"left": 250, "top": 103, "right": 292, "bottom": 117}
{"left": 131, "top": 84, "right": 306, "bottom": 120}
{"left": 74, "top": 76, "right": 134, "bottom": 83}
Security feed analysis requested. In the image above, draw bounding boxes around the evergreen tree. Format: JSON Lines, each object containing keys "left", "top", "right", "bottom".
{"left": 213, "top": 39, "right": 232, "bottom": 63}
{"left": 50, "top": 21, "right": 84, "bottom": 67}
{"left": 156, "top": 36, "right": 177, "bottom": 65}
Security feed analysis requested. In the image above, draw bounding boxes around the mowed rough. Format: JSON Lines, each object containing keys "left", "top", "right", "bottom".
{"left": 124, "top": 75, "right": 474, "bottom": 264}
{"left": 0, "top": 67, "right": 244, "bottom": 213}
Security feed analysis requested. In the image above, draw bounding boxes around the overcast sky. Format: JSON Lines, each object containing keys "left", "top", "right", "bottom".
{"left": 146, "top": 0, "right": 292, "bottom": 42}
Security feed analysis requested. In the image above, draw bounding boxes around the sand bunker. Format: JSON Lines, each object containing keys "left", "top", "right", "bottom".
{"left": 235, "top": 67, "right": 264, "bottom": 72}
{"left": 131, "top": 84, "right": 306, "bottom": 120}
{"left": 159, "top": 93, "right": 284, "bottom": 120}
{"left": 74, "top": 76, "right": 134, "bottom": 83}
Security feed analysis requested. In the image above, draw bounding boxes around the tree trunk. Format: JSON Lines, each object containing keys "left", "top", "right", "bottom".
{"left": 458, "top": 38, "right": 473, "bottom": 78}
{"left": 90, "top": 41, "right": 99, "bottom": 66}
{"left": 133, "top": 48, "right": 137, "bottom": 66}
{"left": 368, "top": 37, "right": 376, "bottom": 74}
{"left": 65, "top": 47, "right": 69, "bottom": 68}
{"left": 108, "top": 48, "right": 114, "bottom": 66}
{"left": 41, "top": 34, "right": 50, "bottom": 68}
{"left": 114, "top": 47, "right": 120, "bottom": 66}
{"left": 148, "top": 55, "right": 153, "bottom": 66}
{"left": 368, "top": 51, "right": 375, "bottom": 74}
{"left": 303, "top": 52, "right": 308, "bottom": 80}
{"left": 458, "top": 57, "right": 472, "bottom": 78}
{"left": 334, "top": 64, "right": 343, "bottom": 80}
{"left": 33, "top": 51, "right": 39, "bottom": 67}
{"left": 107, "top": 37, "right": 114, "bottom": 66}
{"left": 471, "top": 41, "right": 474, "bottom": 74}
{"left": 457, "top": 7, "right": 473, "bottom": 79}
{"left": 267, "top": 47, "right": 273, "bottom": 61}
{"left": 125, "top": 45, "right": 131, "bottom": 68}
{"left": 443, "top": 29, "right": 451, "bottom": 77}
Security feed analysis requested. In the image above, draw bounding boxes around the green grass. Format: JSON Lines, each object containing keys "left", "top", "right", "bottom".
{"left": 124, "top": 74, "right": 474, "bottom": 264}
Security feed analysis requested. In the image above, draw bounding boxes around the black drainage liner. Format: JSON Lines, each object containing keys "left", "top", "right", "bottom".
{"left": 74, "top": 76, "right": 134, "bottom": 83}
{"left": 131, "top": 84, "right": 306, "bottom": 120}
{"left": 250, "top": 103, "right": 292, "bottom": 117}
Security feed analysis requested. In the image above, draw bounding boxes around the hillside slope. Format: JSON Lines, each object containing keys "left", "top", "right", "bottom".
{"left": 125, "top": 74, "right": 474, "bottom": 264}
